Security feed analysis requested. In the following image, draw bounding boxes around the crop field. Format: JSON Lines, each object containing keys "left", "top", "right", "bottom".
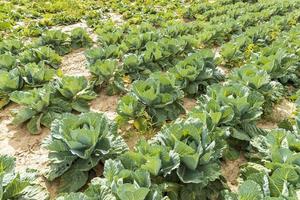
{"left": 0, "top": 0, "right": 300, "bottom": 199}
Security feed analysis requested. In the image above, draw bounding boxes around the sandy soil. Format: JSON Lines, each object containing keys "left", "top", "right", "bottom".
{"left": 213, "top": 46, "right": 221, "bottom": 58}
{"left": 0, "top": 103, "right": 55, "bottom": 197}
{"left": 221, "top": 154, "right": 247, "bottom": 192}
{"left": 108, "top": 13, "right": 124, "bottom": 25}
{"left": 60, "top": 48, "right": 91, "bottom": 77}
{"left": 217, "top": 66, "right": 230, "bottom": 76}
{"left": 122, "top": 132, "right": 141, "bottom": 150}
{"left": 257, "top": 119, "right": 277, "bottom": 129}
{"left": 269, "top": 99, "right": 296, "bottom": 123}
{"left": 90, "top": 90, "right": 119, "bottom": 120}
{"left": 0, "top": 104, "right": 49, "bottom": 171}
{"left": 183, "top": 97, "right": 197, "bottom": 112}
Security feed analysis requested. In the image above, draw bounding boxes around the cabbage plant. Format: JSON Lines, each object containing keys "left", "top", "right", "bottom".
{"left": 21, "top": 62, "right": 56, "bottom": 87}
{"left": 0, "top": 68, "right": 23, "bottom": 109}
{"left": 70, "top": 28, "right": 93, "bottom": 49}
{"left": 52, "top": 76, "right": 97, "bottom": 112}
{"left": 10, "top": 85, "right": 71, "bottom": 134}
{"left": 39, "top": 30, "right": 71, "bottom": 55}
{"left": 0, "top": 155, "right": 49, "bottom": 200}
{"left": 191, "top": 83, "right": 265, "bottom": 141}
{"left": 231, "top": 129, "right": 300, "bottom": 199}
{"left": 0, "top": 54, "right": 16, "bottom": 71}
{"left": 19, "top": 46, "right": 61, "bottom": 69}
{"left": 170, "top": 49, "right": 223, "bottom": 95}
{"left": 56, "top": 116, "right": 226, "bottom": 200}
{"left": 117, "top": 72, "right": 184, "bottom": 127}
{"left": 43, "top": 112, "right": 128, "bottom": 192}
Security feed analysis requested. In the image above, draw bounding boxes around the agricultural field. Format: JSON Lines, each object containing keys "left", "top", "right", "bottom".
{"left": 0, "top": 0, "right": 300, "bottom": 199}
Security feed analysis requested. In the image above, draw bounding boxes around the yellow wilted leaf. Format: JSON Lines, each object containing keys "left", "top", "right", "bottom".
{"left": 123, "top": 75, "right": 131, "bottom": 84}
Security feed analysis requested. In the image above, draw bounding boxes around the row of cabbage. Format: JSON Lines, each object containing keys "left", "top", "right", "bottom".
{"left": 3, "top": 0, "right": 298, "bottom": 134}
{"left": 1, "top": 0, "right": 275, "bottom": 38}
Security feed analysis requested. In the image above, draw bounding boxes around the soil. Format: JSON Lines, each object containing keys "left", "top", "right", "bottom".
{"left": 183, "top": 97, "right": 197, "bottom": 112}
{"left": 269, "top": 99, "right": 296, "bottom": 123}
{"left": 221, "top": 154, "right": 247, "bottom": 192}
{"left": 108, "top": 13, "right": 124, "bottom": 25}
{"left": 0, "top": 104, "right": 49, "bottom": 171}
{"left": 0, "top": 103, "right": 55, "bottom": 196}
{"left": 123, "top": 132, "right": 141, "bottom": 150}
{"left": 90, "top": 90, "right": 119, "bottom": 120}
{"left": 257, "top": 119, "right": 277, "bottom": 129}
{"left": 60, "top": 48, "right": 91, "bottom": 77}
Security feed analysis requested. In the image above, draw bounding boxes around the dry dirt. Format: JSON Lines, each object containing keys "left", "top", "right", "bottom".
{"left": 0, "top": 104, "right": 49, "bottom": 171}
{"left": 108, "top": 13, "right": 124, "bottom": 25}
{"left": 257, "top": 99, "right": 295, "bottom": 129}
{"left": 0, "top": 103, "right": 57, "bottom": 197}
{"left": 221, "top": 154, "right": 247, "bottom": 193}
{"left": 257, "top": 119, "right": 277, "bottom": 129}
{"left": 183, "top": 97, "right": 197, "bottom": 112}
{"left": 269, "top": 99, "right": 296, "bottom": 123}
{"left": 90, "top": 90, "right": 119, "bottom": 120}
{"left": 60, "top": 48, "right": 91, "bottom": 77}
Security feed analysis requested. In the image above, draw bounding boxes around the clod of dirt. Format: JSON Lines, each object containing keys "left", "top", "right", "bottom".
{"left": 217, "top": 66, "right": 230, "bottom": 76}
{"left": 124, "top": 133, "right": 141, "bottom": 150}
{"left": 90, "top": 90, "right": 119, "bottom": 120}
{"left": 0, "top": 103, "right": 59, "bottom": 197}
{"left": 256, "top": 119, "right": 277, "bottom": 129}
{"left": 270, "top": 99, "right": 296, "bottom": 123}
{"left": 221, "top": 154, "right": 247, "bottom": 193}
{"left": 60, "top": 48, "right": 91, "bottom": 77}
{"left": 0, "top": 103, "right": 49, "bottom": 171}
{"left": 108, "top": 13, "right": 124, "bottom": 25}
{"left": 183, "top": 97, "right": 197, "bottom": 112}
{"left": 43, "top": 178, "right": 59, "bottom": 200}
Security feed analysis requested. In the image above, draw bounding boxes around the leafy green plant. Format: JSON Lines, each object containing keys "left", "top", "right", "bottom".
{"left": 0, "top": 54, "right": 16, "bottom": 71}
{"left": 52, "top": 75, "right": 97, "bottom": 112}
{"left": 39, "top": 30, "right": 71, "bottom": 55}
{"left": 117, "top": 72, "right": 185, "bottom": 128}
{"left": 19, "top": 46, "right": 61, "bottom": 69}
{"left": 231, "top": 129, "right": 300, "bottom": 199}
{"left": 56, "top": 158, "right": 165, "bottom": 200}
{"left": 96, "top": 26, "right": 124, "bottom": 46}
{"left": 43, "top": 112, "right": 128, "bottom": 192}
{"left": 70, "top": 28, "right": 93, "bottom": 49}
{"left": 85, "top": 45, "right": 123, "bottom": 64}
{"left": 151, "top": 117, "right": 226, "bottom": 186}
{"left": 56, "top": 117, "right": 227, "bottom": 200}
{"left": 122, "top": 53, "right": 146, "bottom": 79}
{"left": 253, "top": 48, "right": 299, "bottom": 85}
{"left": 191, "top": 83, "right": 265, "bottom": 141}
{"left": 10, "top": 85, "right": 71, "bottom": 134}
{"left": 170, "top": 49, "right": 223, "bottom": 95}
{"left": 86, "top": 59, "right": 121, "bottom": 89}
{"left": 21, "top": 62, "right": 56, "bottom": 87}
{"left": 117, "top": 94, "right": 146, "bottom": 123}
{"left": 0, "top": 39, "right": 23, "bottom": 55}
{"left": 229, "top": 65, "right": 284, "bottom": 114}
{"left": 141, "top": 38, "right": 190, "bottom": 65}
{"left": 0, "top": 68, "right": 23, "bottom": 109}
{"left": 0, "top": 155, "right": 49, "bottom": 200}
